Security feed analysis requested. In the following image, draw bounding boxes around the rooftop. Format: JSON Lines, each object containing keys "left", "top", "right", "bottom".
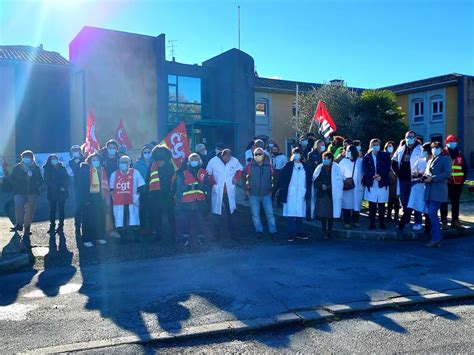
{"left": 255, "top": 76, "right": 365, "bottom": 94}
{"left": 380, "top": 73, "right": 472, "bottom": 93}
{"left": 0, "top": 45, "right": 69, "bottom": 66}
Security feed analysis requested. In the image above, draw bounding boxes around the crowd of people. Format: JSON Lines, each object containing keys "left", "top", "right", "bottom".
{"left": 0, "top": 129, "right": 468, "bottom": 249}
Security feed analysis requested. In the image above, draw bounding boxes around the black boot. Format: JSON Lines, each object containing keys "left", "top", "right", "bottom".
{"left": 56, "top": 222, "right": 64, "bottom": 234}
{"left": 47, "top": 223, "right": 56, "bottom": 234}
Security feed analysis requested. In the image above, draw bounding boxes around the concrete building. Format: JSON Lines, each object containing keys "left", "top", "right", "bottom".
{"left": 382, "top": 73, "right": 474, "bottom": 168}
{"left": 0, "top": 45, "right": 70, "bottom": 161}
{"left": 69, "top": 26, "right": 255, "bottom": 160}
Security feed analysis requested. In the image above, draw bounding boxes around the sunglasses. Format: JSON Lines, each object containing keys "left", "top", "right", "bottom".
{"left": 254, "top": 153, "right": 263, "bottom": 156}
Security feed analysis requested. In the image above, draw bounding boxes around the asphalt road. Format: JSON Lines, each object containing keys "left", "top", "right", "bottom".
{"left": 81, "top": 299, "right": 474, "bottom": 353}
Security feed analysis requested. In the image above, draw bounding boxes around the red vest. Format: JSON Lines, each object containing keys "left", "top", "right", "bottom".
{"left": 451, "top": 154, "right": 465, "bottom": 184}
{"left": 112, "top": 169, "right": 134, "bottom": 205}
{"left": 181, "top": 168, "right": 207, "bottom": 203}
{"left": 149, "top": 161, "right": 161, "bottom": 191}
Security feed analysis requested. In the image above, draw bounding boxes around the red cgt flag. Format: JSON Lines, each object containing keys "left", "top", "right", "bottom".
{"left": 159, "top": 122, "right": 191, "bottom": 170}
{"left": 84, "top": 110, "right": 100, "bottom": 156}
{"left": 114, "top": 118, "right": 133, "bottom": 150}
{"left": 313, "top": 101, "right": 337, "bottom": 138}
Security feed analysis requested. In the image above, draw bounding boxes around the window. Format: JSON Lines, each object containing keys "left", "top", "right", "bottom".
{"left": 256, "top": 99, "right": 268, "bottom": 117}
{"left": 292, "top": 102, "right": 297, "bottom": 116}
{"left": 431, "top": 96, "right": 444, "bottom": 121}
{"left": 168, "top": 75, "right": 202, "bottom": 123}
{"left": 413, "top": 100, "right": 424, "bottom": 123}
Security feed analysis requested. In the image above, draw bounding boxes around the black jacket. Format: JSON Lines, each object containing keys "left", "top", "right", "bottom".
{"left": 44, "top": 164, "right": 70, "bottom": 201}
{"left": 276, "top": 161, "right": 312, "bottom": 203}
{"left": 146, "top": 162, "right": 176, "bottom": 208}
{"left": 362, "top": 151, "right": 391, "bottom": 189}
{"left": 9, "top": 163, "right": 43, "bottom": 195}
{"left": 69, "top": 157, "right": 85, "bottom": 188}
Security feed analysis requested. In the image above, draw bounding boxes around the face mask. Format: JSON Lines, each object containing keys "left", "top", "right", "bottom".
{"left": 108, "top": 148, "right": 117, "bottom": 156}
{"left": 346, "top": 152, "right": 352, "bottom": 159}
{"left": 356, "top": 146, "right": 362, "bottom": 153}
{"left": 422, "top": 151, "right": 428, "bottom": 158}
{"left": 202, "top": 150, "right": 207, "bottom": 156}
{"left": 432, "top": 148, "right": 441, "bottom": 156}
{"left": 22, "top": 157, "right": 32, "bottom": 165}
{"left": 268, "top": 144, "right": 274, "bottom": 148}
{"left": 189, "top": 160, "right": 199, "bottom": 168}
{"left": 92, "top": 160, "right": 101, "bottom": 168}
{"left": 386, "top": 146, "right": 394, "bottom": 154}
{"left": 293, "top": 153, "right": 301, "bottom": 161}
{"left": 215, "top": 149, "right": 221, "bottom": 155}
{"left": 448, "top": 142, "right": 457, "bottom": 150}
{"left": 143, "top": 152, "right": 151, "bottom": 160}
{"left": 119, "top": 163, "right": 128, "bottom": 171}
{"left": 72, "top": 151, "right": 80, "bottom": 158}
{"left": 406, "top": 137, "right": 415, "bottom": 145}
{"left": 320, "top": 145, "right": 326, "bottom": 153}
{"left": 51, "top": 159, "right": 58, "bottom": 166}
{"left": 300, "top": 140, "right": 308, "bottom": 147}
{"left": 372, "top": 145, "right": 380, "bottom": 152}
{"left": 323, "top": 159, "right": 330, "bottom": 166}
{"left": 254, "top": 155, "right": 264, "bottom": 163}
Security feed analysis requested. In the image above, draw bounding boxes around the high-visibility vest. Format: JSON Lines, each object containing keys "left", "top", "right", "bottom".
{"left": 149, "top": 161, "right": 161, "bottom": 191}
{"left": 451, "top": 154, "right": 465, "bottom": 184}
{"left": 181, "top": 169, "right": 207, "bottom": 203}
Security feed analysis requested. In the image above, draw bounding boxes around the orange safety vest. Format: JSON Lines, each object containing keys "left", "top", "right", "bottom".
{"left": 149, "top": 161, "right": 161, "bottom": 191}
{"left": 451, "top": 154, "right": 465, "bottom": 184}
{"left": 181, "top": 168, "right": 207, "bottom": 203}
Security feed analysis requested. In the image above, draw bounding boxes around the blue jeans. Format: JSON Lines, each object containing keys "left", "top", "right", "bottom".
{"left": 249, "top": 194, "right": 276, "bottom": 233}
{"left": 427, "top": 201, "right": 442, "bottom": 242}
{"left": 287, "top": 217, "right": 303, "bottom": 237}
{"left": 399, "top": 179, "right": 422, "bottom": 225}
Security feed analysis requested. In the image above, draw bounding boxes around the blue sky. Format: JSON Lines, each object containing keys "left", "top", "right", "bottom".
{"left": 1, "top": 0, "right": 473, "bottom": 88}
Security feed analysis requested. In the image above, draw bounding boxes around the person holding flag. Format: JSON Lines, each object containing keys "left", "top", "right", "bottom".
{"left": 109, "top": 155, "right": 145, "bottom": 242}
{"left": 312, "top": 101, "right": 337, "bottom": 140}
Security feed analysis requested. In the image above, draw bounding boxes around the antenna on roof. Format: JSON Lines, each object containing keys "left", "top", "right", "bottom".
{"left": 167, "top": 40, "right": 177, "bottom": 62}
{"left": 238, "top": 5, "right": 241, "bottom": 50}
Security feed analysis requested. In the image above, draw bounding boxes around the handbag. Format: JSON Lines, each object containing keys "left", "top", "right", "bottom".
{"left": 343, "top": 161, "right": 356, "bottom": 191}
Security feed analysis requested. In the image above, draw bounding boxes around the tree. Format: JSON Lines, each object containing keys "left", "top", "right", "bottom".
{"left": 291, "top": 84, "right": 359, "bottom": 139}
{"left": 356, "top": 90, "right": 407, "bottom": 148}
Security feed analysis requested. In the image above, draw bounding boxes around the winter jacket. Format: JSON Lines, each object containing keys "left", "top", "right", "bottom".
{"left": 245, "top": 160, "right": 274, "bottom": 197}
{"left": 424, "top": 154, "right": 452, "bottom": 203}
{"left": 9, "top": 163, "right": 43, "bottom": 195}
{"left": 276, "top": 161, "right": 312, "bottom": 203}
{"left": 362, "top": 151, "right": 391, "bottom": 189}
{"left": 44, "top": 164, "right": 70, "bottom": 201}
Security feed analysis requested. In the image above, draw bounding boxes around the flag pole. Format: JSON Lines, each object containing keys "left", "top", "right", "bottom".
{"left": 295, "top": 83, "right": 299, "bottom": 139}
{"left": 238, "top": 5, "right": 241, "bottom": 50}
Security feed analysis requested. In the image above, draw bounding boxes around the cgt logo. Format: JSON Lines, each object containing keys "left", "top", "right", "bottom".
{"left": 170, "top": 133, "right": 185, "bottom": 159}
{"left": 116, "top": 181, "right": 131, "bottom": 192}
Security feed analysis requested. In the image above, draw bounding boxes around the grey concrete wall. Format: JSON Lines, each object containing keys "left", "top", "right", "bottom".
{"left": 69, "top": 27, "right": 161, "bottom": 156}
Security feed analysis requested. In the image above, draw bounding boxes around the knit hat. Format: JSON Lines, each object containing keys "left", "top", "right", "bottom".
{"left": 445, "top": 134, "right": 458, "bottom": 144}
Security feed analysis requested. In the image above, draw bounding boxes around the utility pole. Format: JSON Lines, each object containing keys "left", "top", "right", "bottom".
{"left": 238, "top": 5, "right": 241, "bottom": 50}
{"left": 295, "top": 83, "right": 299, "bottom": 138}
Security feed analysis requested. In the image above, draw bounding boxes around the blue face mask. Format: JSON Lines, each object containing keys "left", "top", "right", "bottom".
{"left": 190, "top": 160, "right": 199, "bottom": 168}
{"left": 143, "top": 152, "right": 151, "bottom": 160}
{"left": 432, "top": 148, "right": 442, "bottom": 156}
{"left": 346, "top": 152, "right": 352, "bottom": 159}
{"left": 322, "top": 159, "right": 330, "bottom": 166}
{"left": 386, "top": 146, "right": 394, "bottom": 154}
{"left": 293, "top": 153, "right": 301, "bottom": 161}
{"left": 406, "top": 137, "right": 415, "bottom": 145}
{"left": 421, "top": 151, "right": 428, "bottom": 158}
{"left": 356, "top": 146, "right": 362, "bottom": 153}
{"left": 300, "top": 140, "right": 308, "bottom": 147}
{"left": 92, "top": 160, "right": 101, "bottom": 168}
{"left": 108, "top": 148, "right": 117, "bottom": 156}
{"left": 119, "top": 163, "right": 128, "bottom": 171}
{"left": 51, "top": 159, "right": 58, "bottom": 166}
{"left": 372, "top": 145, "right": 381, "bottom": 152}
{"left": 22, "top": 157, "right": 32, "bottom": 166}
{"left": 72, "top": 151, "right": 81, "bottom": 158}
{"left": 320, "top": 145, "right": 326, "bottom": 152}
{"left": 448, "top": 142, "right": 457, "bottom": 150}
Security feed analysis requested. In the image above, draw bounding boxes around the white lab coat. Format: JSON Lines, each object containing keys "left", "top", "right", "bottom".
{"left": 283, "top": 162, "right": 307, "bottom": 217}
{"left": 206, "top": 156, "right": 243, "bottom": 215}
{"left": 364, "top": 153, "right": 389, "bottom": 203}
{"left": 109, "top": 169, "right": 145, "bottom": 228}
{"left": 392, "top": 143, "right": 422, "bottom": 195}
{"left": 338, "top": 157, "right": 364, "bottom": 211}
{"left": 408, "top": 157, "right": 428, "bottom": 213}
{"left": 311, "top": 163, "right": 344, "bottom": 218}
{"left": 271, "top": 154, "right": 288, "bottom": 170}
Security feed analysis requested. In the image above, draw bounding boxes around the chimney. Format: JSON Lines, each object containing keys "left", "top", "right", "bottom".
{"left": 38, "top": 44, "right": 43, "bottom": 50}
{"left": 330, "top": 79, "right": 344, "bottom": 86}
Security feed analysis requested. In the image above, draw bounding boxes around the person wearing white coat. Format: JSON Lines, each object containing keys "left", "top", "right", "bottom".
{"left": 392, "top": 130, "right": 423, "bottom": 231}
{"left": 311, "top": 152, "right": 343, "bottom": 239}
{"left": 276, "top": 147, "right": 312, "bottom": 242}
{"left": 109, "top": 156, "right": 145, "bottom": 240}
{"left": 206, "top": 149, "right": 243, "bottom": 240}
{"left": 339, "top": 145, "right": 364, "bottom": 229}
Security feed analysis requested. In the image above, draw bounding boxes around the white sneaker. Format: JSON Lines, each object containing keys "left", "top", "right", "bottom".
{"left": 412, "top": 224, "right": 423, "bottom": 231}
{"left": 83, "top": 241, "right": 94, "bottom": 248}
{"left": 110, "top": 231, "right": 121, "bottom": 239}
{"left": 97, "top": 239, "right": 108, "bottom": 245}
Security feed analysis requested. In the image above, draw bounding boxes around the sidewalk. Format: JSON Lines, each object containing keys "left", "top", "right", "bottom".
{"left": 0, "top": 217, "right": 31, "bottom": 274}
